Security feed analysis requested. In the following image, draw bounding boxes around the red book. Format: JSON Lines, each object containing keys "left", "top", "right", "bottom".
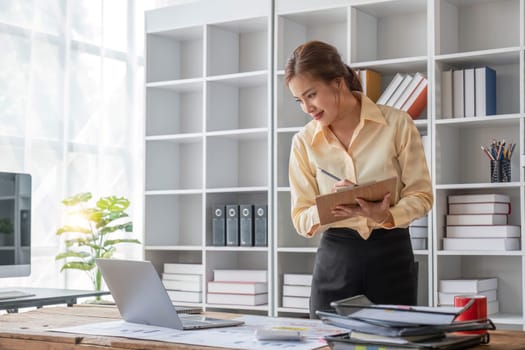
{"left": 401, "top": 78, "right": 428, "bottom": 119}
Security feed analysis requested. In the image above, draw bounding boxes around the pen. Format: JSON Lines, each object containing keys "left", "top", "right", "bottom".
{"left": 318, "top": 167, "right": 342, "bottom": 181}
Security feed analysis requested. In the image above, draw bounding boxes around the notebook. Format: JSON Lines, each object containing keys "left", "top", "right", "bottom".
{"left": 95, "top": 258, "right": 244, "bottom": 330}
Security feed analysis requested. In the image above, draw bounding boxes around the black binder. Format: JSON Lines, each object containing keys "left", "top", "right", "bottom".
{"left": 254, "top": 204, "right": 267, "bottom": 246}
{"left": 226, "top": 204, "right": 239, "bottom": 246}
{"left": 240, "top": 204, "right": 254, "bottom": 246}
{"left": 212, "top": 205, "right": 226, "bottom": 246}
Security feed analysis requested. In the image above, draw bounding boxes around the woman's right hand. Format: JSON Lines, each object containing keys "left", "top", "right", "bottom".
{"left": 332, "top": 179, "right": 354, "bottom": 192}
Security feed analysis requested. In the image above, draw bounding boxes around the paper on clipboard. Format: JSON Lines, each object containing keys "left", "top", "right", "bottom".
{"left": 315, "top": 176, "right": 397, "bottom": 225}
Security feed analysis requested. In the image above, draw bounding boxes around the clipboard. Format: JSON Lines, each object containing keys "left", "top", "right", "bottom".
{"left": 315, "top": 176, "right": 397, "bottom": 225}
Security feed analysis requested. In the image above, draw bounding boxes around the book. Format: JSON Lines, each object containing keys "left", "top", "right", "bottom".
{"left": 475, "top": 66, "right": 496, "bottom": 116}
{"left": 452, "top": 69, "right": 464, "bottom": 117}
{"left": 401, "top": 77, "right": 428, "bottom": 119}
{"left": 385, "top": 74, "right": 413, "bottom": 106}
{"left": 162, "top": 273, "right": 202, "bottom": 282}
{"left": 409, "top": 226, "right": 428, "bottom": 238}
{"left": 329, "top": 295, "right": 467, "bottom": 326}
{"left": 315, "top": 176, "right": 397, "bottom": 225}
{"left": 441, "top": 69, "right": 453, "bottom": 118}
{"left": 377, "top": 73, "right": 405, "bottom": 105}
{"left": 282, "top": 296, "right": 309, "bottom": 309}
{"left": 443, "top": 237, "right": 520, "bottom": 251}
{"left": 448, "top": 202, "right": 511, "bottom": 215}
{"left": 283, "top": 273, "right": 312, "bottom": 286}
{"left": 162, "top": 279, "right": 202, "bottom": 292}
{"left": 438, "top": 289, "right": 497, "bottom": 305}
{"left": 463, "top": 68, "right": 475, "bottom": 117}
{"left": 439, "top": 278, "right": 498, "bottom": 293}
{"left": 446, "top": 225, "right": 520, "bottom": 238}
{"left": 360, "top": 69, "right": 382, "bottom": 102}
{"left": 410, "top": 238, "right": 427, "bottom": 250}
{"left": 448, "top": 193, "right": 510, "bottom": 204}
{"left": 207, "top": 281, "right": 268, "bottom": 294}
{"left": 393, "top": 72, "right": 425, "bottom": 109}
{"left": 446, "top": 214, "right": 507, "bottom": 226}
{"left": 324, "top": 332, "right": 486, "bottom": 350}
{"left": 166, "top": 290, "right": 202, "bottom": 303}
{"left": 213, "top": 269, "right": 267, "bottom": 282}
{"left": 282, "top": 284, "right": 311, "bottom": 297}
{"left": 207, "top": 292, "right": 268, "bottom": 306}
{"left": 163, "top": 263, "right": 203, "bottom": 274}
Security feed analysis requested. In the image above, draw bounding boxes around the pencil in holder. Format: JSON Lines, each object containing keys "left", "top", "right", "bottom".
{"left": 501, "top": 159, "right": 511, "bottom": 182}
{"left": 490, "top": 160, "right": 501, "bottom": 183}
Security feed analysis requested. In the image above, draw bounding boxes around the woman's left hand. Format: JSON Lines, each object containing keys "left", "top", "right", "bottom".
{"left": 331, "top": 192, "right": 392, "bottom": 224}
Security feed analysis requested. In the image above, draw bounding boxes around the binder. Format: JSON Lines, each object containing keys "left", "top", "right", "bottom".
{"left": 239, "top": 204, "right": 254, "bottom": 246}
{"left": 226, "top": 204, "right": 239, "bottom": 246}
{"left": 315, "top": 176, "right": 397, "bottom": 225}
{"left": 254, "top": 204, "right": 268, "bottom": 246}
{"left": 211, "top": 205, "right": 226, "bottom": 246}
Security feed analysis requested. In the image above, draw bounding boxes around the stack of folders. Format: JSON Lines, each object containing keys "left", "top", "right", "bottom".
{"left": 207, "top": 269, "right": 268, "bottom": 306}
{"left": 162, "top": 263, "right": 204, "bottom": 304}
{"left": 438, "top": 278, "right": 499, "bottom": 315}
{"left": 282, "top": 273, "right": 312, "bottom": 310}
{"left": 409, "top": 216, "right": 428, "bottom": 250}
{"left": 376, "top": 72, "right": 428, "bottom": 119}
{"left": 441, "top": 66, "right": 496, "bottom": 118}
{"left": 444, "top": 193, "right": 521, "bottom": 251}
{"left": 319, "top": 295, "right": 494, "bottom": 350}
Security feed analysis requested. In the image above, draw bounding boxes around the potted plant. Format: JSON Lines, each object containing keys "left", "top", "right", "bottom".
{"left": 55, "top": 192, "right": 141, "bottom": 293}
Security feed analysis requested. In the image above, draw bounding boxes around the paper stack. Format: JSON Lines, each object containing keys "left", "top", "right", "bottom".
{"left": 438, "top": 277, "right": 499, "bottom": 315}
{"left": 282, "top": 273, "right": 312, "bottom": 310}
{"left": 319, "top": 294, "right": 494, "bottom": 349}
{"left": 409, "top": 216, "right": 428, "bottom": 250}
{"left": 207, "top": 269, "right": 268, "bottom": 306}
{"left": 444, "top": 193, "right": 520, "bottom": 251}
{"left": 162, "top": 263, "right": 204, "bottom": 303}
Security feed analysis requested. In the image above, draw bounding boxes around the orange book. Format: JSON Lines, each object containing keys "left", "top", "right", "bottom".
{"left": 359, "top": 69, "right": 382, "bottom": 102}
{"left": 402, "top": 78, "right": 428, "bottom": 119}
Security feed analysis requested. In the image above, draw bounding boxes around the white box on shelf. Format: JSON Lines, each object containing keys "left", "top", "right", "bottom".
{"left": 207, "top": 281, "right": 268, "bottom": 294}
{"left": 283, "top": 274, "right": 312, "bottom": 286}
{"left": 438, "top": 289, "right": 497, "bottom": 305}
{"left": 411, "top": 238, "right": 427, "bottom": 250}
{"left": 164, "top": 263, "right": 204, "bottom": 275}
{"left": 282, "top": 296, "right": 309, "bottom": 309}
{"left": 439, "top": 278, "right": 498, "bottom": 293}
{"left": 282, "top": 285, "right": 311, "bottom": 297}
{"left": 446, "top": 214, "right": 507, "bottom": 226}
{"left": 162, "top": 280, "right": 202, "bottom": 292}
{"left": 166, "top": 290, "right": 202, "bottom": 303}
{"left": 443, "top": 237, "right": 520, "bottom": 251}
{"left": 213, "top": 269, "right": 268, "bottom": 283}
{"left": 448, "top": 194, "right": 510, "bottom": 204}
{"left": 446, "top": 225, "right": 520, "bottom": 238}
{"left": 207, "top": 292, "right": 268, "bottom": 306}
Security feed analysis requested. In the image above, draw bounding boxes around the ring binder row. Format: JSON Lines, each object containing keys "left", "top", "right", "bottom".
{"left": 212, "top": 204, "right": 268, "bottom": 247}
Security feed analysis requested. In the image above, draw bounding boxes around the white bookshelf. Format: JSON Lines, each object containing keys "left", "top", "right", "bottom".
{"left": 145, "top": 0, "right": 525, "bottom": 327}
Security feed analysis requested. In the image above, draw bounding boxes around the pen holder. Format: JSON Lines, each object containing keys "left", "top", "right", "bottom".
{"left": 490, "top": 159, "right": 511, "bottom": 182}
{"left": 501, "top": 159, "right": 511, "bottom": 182}
{"left": 490, "top": 160, "right": 501, "bottom": 183}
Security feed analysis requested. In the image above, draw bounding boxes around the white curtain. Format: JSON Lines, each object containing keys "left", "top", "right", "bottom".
{"left": 0, "top": 0, "right": 164, "bottom": 290}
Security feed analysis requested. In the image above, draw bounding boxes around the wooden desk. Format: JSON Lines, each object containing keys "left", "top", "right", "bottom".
{"left": 0, "top": 305, "right": 524, "bottom": 349}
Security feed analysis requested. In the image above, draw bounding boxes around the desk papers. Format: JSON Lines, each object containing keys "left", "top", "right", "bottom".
{"left": 51, "top": 314, "right": 346, "bottom": 350}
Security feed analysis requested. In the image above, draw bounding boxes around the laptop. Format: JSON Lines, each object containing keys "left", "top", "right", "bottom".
{"left": 95, "top": 258, "right": 244, "bottom": 330}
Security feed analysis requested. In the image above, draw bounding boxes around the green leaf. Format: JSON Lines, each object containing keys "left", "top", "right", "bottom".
{"left": 62, "top": 192, "right": 92, "bottom": 206}
{"left": 55, "top": 251, "right": 91, "bottom": 260}
{"left": 60, "top": 261, "right": 95, "bottom": 272}
{"left": 56, "top": 225, "right": 92, "bottom": 235}
{"left": 97, "top": 196, "right": 130, "bottom": 212}
{"left": 103, "top": 238, "right": 141, "bottom": 247}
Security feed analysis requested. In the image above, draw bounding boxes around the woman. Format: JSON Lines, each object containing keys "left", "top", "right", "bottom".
{"left": 285, "top": 41, "right": 433, "bottom": 318}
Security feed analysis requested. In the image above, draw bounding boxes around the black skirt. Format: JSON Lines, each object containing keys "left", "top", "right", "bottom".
{"left": 309, "top": 227, "right": 417, "bottom": 319}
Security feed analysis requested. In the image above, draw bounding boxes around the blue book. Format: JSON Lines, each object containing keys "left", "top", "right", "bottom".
{"left": 475, "top": 66, "right": 496, "bottom": 116}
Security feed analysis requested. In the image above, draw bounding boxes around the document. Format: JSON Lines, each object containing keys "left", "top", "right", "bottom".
{"left": 315, "top": 176, "right": 397, "bottom": 225}
{"left": 51, "top": 314, "right": 347, "bottom": 350}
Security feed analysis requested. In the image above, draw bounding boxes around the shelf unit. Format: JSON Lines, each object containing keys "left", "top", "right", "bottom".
{"left": 145, "top": 0, "right": 525, "bottom": 328}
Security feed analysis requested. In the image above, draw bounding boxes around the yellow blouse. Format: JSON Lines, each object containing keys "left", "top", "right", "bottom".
{"left": 288, "top": 92, "right": 433, "bottom": 239}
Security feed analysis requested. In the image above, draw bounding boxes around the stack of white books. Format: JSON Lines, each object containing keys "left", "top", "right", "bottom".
{"left": 438, "top": 277, "right": 499, "bottom": 315}
{"left": 282, "top": 273, "right": 312, "bottom": 310}
{"left": 409, "top": 216, "right": 428, "bottom": 250}
{"left": 444, "top": 193, "right": 520, "bottom": 251}
{"left": 207, "top": 269, "right": 268, "bottom": 306}
{"left": 163, "top": 263, "right": 204, "bottom": 303}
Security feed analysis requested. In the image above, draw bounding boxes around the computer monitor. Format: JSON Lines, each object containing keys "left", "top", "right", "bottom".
{"left": 0, "top": 172, "right": 31, "bottom": 278}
